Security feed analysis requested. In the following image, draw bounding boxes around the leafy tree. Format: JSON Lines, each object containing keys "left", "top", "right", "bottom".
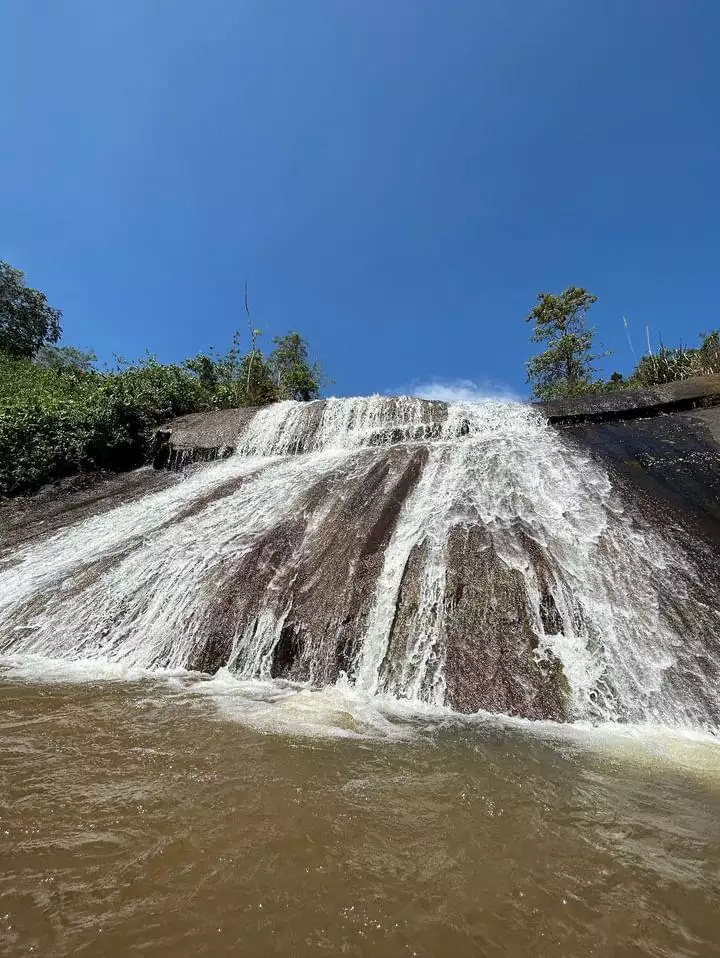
{"left": 35, "top": 344, "right": 97, "bottom": 373}
{"left": 0, "top": 261, "right": 62, "bottom": 359}
{"left": 269, "top": 332, "right": 322, "bottom": 401}
{"left": 526, "top": 287, "right": 604, "bottom": 400}
{"left": 239, "top": 351, "right": 278, "bottom": 405}
{"left": 184, "top": 352, "right": 219, "bottom": 391}
{"left": 184, "top": 330, "right": 279, "bottom": 407}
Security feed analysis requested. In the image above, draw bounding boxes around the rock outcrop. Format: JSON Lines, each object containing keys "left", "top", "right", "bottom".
{"left": 2, "top": 382, "right": 720, "bottom": 728}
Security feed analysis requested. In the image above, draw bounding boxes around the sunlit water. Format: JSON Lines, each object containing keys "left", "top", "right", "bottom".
{"left": 2, "top": 661, "right": 720, "bottom": 958}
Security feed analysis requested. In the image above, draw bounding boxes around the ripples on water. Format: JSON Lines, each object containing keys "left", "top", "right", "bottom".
{"left": 2, "top": 659, "right": 720, "bottom": 957}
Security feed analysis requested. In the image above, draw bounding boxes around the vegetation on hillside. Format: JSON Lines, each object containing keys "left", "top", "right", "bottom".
{"left": 611, "top": 331, "right": 720, "bottom": 390}
{"left": 2, "top": 260, "right": 718, "bottom": 494}
{"left": 0, "top": 262, "right": 326, "bottom": 496}
{"left": 526, "top": 285, "right": 720, "bottom": 401}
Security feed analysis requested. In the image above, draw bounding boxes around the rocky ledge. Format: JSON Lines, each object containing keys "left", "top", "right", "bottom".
{"left": 536, "top": 374, "right": 720, "bottom": 422}
{"left": 153, "top": 376, "right": 720, "bottom": 469}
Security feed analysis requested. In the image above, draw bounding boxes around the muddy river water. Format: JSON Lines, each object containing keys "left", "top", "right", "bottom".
{"left": 2, "top": 664, "right": 719, "bottom": 957}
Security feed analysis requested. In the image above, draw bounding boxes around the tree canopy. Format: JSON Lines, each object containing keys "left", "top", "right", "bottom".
{"left": 35, "top": 344, "right": 97, "bottom": 373}
{"left": 269, "top": 332, "right": 322, "bottom": 401}
{"left": 0, "top": 261, "right": 62, "bottom": 359}
{"left": 525, "top": 287, "right": 603, "bottom": 401}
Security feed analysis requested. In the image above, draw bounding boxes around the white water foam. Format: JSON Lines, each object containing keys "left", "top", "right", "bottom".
{"left": 1, "top": 396, "right": 718, "bottom": 733}
{"left": 3, "top": 653, "right": 719, "bottom": 788}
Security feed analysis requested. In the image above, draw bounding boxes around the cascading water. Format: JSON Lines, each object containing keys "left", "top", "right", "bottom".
{"left": 1, "top": 396, "right": 718, "bottom": 731}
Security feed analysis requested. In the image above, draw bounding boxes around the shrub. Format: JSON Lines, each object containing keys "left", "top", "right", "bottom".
{"left": 0, "top": 333, "right": 327, "bottom": 496}
{"left": 0, "top": 354, "right": 211, "bottom": 495}
{"left": 628, "top": 331, "right": 720, "bottom": 388}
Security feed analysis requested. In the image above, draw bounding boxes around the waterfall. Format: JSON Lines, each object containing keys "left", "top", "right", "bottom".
{"left": 1, "top": 397, "right": 718, "bottom": 730}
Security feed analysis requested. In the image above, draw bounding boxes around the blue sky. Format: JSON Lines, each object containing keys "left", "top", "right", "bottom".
{"left": 2, "top": 1, "right": 718, "bottom": 399}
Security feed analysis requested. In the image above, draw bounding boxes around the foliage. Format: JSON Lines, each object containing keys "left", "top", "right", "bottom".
{"left": 0, "top": 353, "right": 208, "bottom": 496}
{"left": 606, "top": 371, "right": 626, "bottom": 390}
{"left": 35, "top": 344, "right": 97, "bottom": 372}
{"left": 0, "top": 261, "right": 329, "bottom": 496}
{"left": 0, "top": 261, "right": 62, "bottom": 359}
{"left": 0, "top": 332, "right": 327, "bottom": 497}
{"left": 184, "top": 330, "right": 281, "bottom": 408}
{"left": 525, "top": 287, "right": 606, "bottom": 400}
{"left": 269, "top": 332, "right": 323, "bottom": 401}
{"left": 626, "top": 331, "right": 720, "bottom": 388}
{"left": 524, "top": 278, "right": 720, "bottom": 396}
{"left": 0, "top": 262, "right": 330, "bottom": 495}
{"left": 630, "top": 345, "right": 696, "bottom": 387}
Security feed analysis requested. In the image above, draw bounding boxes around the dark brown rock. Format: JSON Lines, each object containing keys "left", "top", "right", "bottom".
{"left": 443, "top": 526, "right": 568, "bottom": 720}
{"left": 0, "top": 468, "right": 180, "bottom": 552}
{"left": 189, "top": 447, "right": 428, "bottom": 681}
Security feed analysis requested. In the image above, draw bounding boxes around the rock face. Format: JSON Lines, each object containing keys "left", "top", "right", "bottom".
{"left": 152, "top": 407, "right": 258, "bottom": 469}
{"left": 561, "top": 405, "right": 720, "bottom": 544}
{"left": 536, "top": 373, "right": 720, "bottom": 423}
{"left": 554, "top": 391, "right": 720, "bottom": 731}
{"left": 0, "top": 468, "right": 180, "bottom": 553}
{"left": 189, "top": 446, "right": 429, "bottom": 681}
{"left": 2, "top": 384, "right": 720, "bottom": 729}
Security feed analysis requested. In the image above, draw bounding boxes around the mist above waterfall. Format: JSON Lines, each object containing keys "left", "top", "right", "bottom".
{"left": 397, "top": 379, "right": 522, "bottom": 403}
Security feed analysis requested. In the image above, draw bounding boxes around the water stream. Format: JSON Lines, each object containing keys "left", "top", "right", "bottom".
{"left": 1, "top": 397, "right": 718, "bottom": 728}
{"left": 2, "top": 397, "right": 719, "bottom": 956}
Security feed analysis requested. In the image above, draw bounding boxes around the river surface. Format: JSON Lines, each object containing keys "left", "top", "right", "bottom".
{"left": 2, "top": 661, "right": 720, "bottom": 958}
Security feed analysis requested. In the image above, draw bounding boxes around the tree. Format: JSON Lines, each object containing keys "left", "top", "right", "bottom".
{"left": 239, "top": 351, "right": 278, "bottom": 405}
{"left": 184, "top": 330, "right": 281, "bottom": 407}
{"left": 0, "top": 261, "right": 62, "bottom": 359}
{"left": 35, "top": 344, "right": 97, "bottom": 373}
{"left": 525, "top": 286, "right": 604, "bottom": 400}
{"left": 269, "top": 332, "right": 322, "bottom": 401}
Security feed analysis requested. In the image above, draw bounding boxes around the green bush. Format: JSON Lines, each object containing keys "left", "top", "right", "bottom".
{"left": 621, "top": 332, "right": 720, "bottom": 389}
{"left": 0, "top": 331, "right": 326, "bottom": 497}
{"left": 0, "top": 354, "right": 210, "bottom": 495}
{"left": 0, "top": 261, "right": 326, "bottom": 495}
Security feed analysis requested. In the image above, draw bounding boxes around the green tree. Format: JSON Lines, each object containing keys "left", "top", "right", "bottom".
{"left": 184, "top": 352, "right": 221, "bottom": 392}
{"left": 239, "top": 351, "right": 278, "bottom": 405}
{"left": 269, "top": 332, "right": 322, "bottom": 401}
{"left": 0, "top": 261, "right": 62, "bottom": 359}
{"left": 526, "top": 286, "right": 604, "bottom": 400}
{"left": 35, "top": 344, "right": 97, "bottom": 373}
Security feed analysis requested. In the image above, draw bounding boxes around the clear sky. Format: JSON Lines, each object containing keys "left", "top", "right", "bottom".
{"left": 1, "top": 1, "right": 718, "bottom": 399}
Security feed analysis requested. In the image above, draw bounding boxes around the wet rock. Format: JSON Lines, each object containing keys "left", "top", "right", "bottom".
{"left": 190, "top": 447, "right": 428, "bottom": 682}
{"left": 443, "top": 526, "right": 569, "bottom": 721}
{"left": 152, "top": 407, "right": 259, "bottom": 470}
{"left": 562, "top": 405, "right": 720, "bottom": 545}
{"left": 0, "top": 468, "right": 179, "bottom": 552}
